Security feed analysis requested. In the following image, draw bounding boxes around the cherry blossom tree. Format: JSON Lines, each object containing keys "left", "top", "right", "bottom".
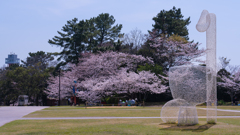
{"left": 46, "top": 53, "right": 92, "bottom": 99}
{"left": 149, "top": 30, "right": 206, "bottom": 70}
{"left": 74, "top": 51, "right": 154, "bottom": 80}
{"left": 77, "top": 69, "right": 168, "bottom": 101}
{"left": 116, "top": 70, "right": 168, "bottom": 100}
{"left": 46, "top": 69, "right": 78, "bottom": 99}
{"left": 47, "top": 33, "right": 206, "bottom": 102}
{"left": 74, "top": 51, "right": 164, "bottom": 101}
{"left": 46, "top": 51, "right": 168, "bottom": 102}
{"left": 217, "top": 65, "right": 240, "bottom": 104}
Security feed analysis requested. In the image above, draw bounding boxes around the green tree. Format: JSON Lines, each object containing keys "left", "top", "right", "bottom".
{"left": 85, "top": 18, "right": 98, "bottom": 52}
{"left": 21, "top": 51, "right": 56, "bottom": 105}
{"left": 152, "top": 6, "right": 190, "bottom": 39}
{"left": 137, "top": 43, "right": 156, "bottom": 61}
{"left": 137, "top": 63, "right": 168, "bottom": 88}
{"left": 92, "top": 40, "right": 122, "bottom": 53}
{"left": 6, "top": 66, "right": 51, "bottom": 106}
{"left": 95, "top": 13, "right": 123, "bottom": 44}
{"left": 21, "top": 51, "right": 54, "bottom": 70}
{"left": 49, "top": 13, "right": 123, "bottom": 69}
{"left": 0, "top": 67, "right": 18, "bottom": 105}
{"left": 0, "top": 80, "right": 18, "bottom": 106}
{"left": 48, "top": 18, "right": 87, "bottom": 69}
{"left": 5, "top": 64, "right": 21, "bottom": 70}
{"left": 137, "top": 63, "right": 164, "bottom": 77}
{"left": 118, "top": 43, "right": 138, "bottom": 55}
{"left": 0, "top": 51, "right": 56, "bottom": 106}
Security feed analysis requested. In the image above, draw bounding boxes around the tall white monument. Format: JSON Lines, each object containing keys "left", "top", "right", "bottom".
{"left": 196, "top": 10, "right": 217, "bottom": 123}
{"left": 160, "top": 10, "right": 217, "bottom": 125}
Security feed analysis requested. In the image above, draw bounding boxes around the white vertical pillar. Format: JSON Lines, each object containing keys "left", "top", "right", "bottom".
{"left": 196, "top": 10, "right": 217, "bottom": 123}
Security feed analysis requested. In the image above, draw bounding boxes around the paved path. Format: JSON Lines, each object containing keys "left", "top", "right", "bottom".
{"left": 198, "top": 107, "right": 240, "bottom": 113}
{"left": 19, "top": 116, "right": 240, "bottom": 120}
{"left": 0, "top": 106, "right": 48, "bottom": 127}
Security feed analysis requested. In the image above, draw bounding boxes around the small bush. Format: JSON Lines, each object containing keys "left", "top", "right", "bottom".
{"left": 207, "top": 119, "right": 216, "bottom": 124}
{"left": 196, "top": 102, "right": 206, "bottom": 106}
{"left": 218, "top": 100, "right": 225, "bottom": 105}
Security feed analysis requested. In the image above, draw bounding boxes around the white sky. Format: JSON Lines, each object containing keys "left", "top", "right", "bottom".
{"left": 0, "top": 0, "right": 239, "bottom": 67}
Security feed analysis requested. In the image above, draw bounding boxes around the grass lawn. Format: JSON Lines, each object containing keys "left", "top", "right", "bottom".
{"left": 213, "top": 106, "right": 240, "bottom": 110}
{"left": 23, "top": 106, "right": 240, "bottom": 118}
{"left": 24, "top": 106, "right": 161, "bottom": 117}
{"left": 1, "top": 106, "right": 240, "bottom": 134}
{"left": 1, "top": 118, "right": 240, "bottom": 134}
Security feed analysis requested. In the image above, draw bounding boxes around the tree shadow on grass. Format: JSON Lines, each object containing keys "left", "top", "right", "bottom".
{"left": 159, "top": 123, "right": 215, "bottom": 132}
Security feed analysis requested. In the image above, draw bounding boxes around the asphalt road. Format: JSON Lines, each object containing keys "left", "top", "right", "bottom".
{"left": 0, "top": 106, "right": 48, "bottom": 127}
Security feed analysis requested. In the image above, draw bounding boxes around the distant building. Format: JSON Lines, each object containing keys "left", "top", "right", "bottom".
{"left": 5, "top": 53, "right": 20, "bottom": 66}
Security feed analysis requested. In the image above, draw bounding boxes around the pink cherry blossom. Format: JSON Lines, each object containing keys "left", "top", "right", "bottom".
{"left": 46, "top": 51, "right": 167, "bottom": 101}
{"left": 149, "top": 30, "right": 206, "bottom": 67}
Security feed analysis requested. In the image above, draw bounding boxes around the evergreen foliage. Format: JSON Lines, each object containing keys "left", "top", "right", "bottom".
{"left": 48, "top": 18, "right": 87, "bottom": 69}
{"left": 21, "top": 51, "right": 54, "bottom": 70}
{"left": 95, "top": 13, "right": 123, "bottom": 44}
{"left": 152, "top": 6, "right": 190, "bottom": 39}
{"left": 137, "top": 63, "right": 164, "bottom": 77}
{"left": 48, "top": 13, "right": 123, "bottom": 70}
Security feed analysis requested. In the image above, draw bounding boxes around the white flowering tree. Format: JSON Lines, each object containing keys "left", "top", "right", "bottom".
{"left": 149, "top": 31, "right": 206, "bottom": 70}
{"left": 47, "top": 51, "right": 168, "bottom": 102}
{"left": 46, "top": 69, "right": 78, "bottom": 99}
{"left": 217, "top": 66, "right": 240, "bottom": 104}
{"left": 79, "top": 69, "right": 168, "bottom": 101}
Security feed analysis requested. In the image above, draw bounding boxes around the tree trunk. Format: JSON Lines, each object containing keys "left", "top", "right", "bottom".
{"left": 5, "top": 100, "right": 10, "bottom": 106}
{"left": 138, "top": 93, "right": 142, "bottom": 102}
{"left": 230, "top": 92, "right": 233, "bottom": 106}
{"left": 144, "top": 93, "right": 148, "bottom": 102}
{"left": 36, "top": 95, "right": 39, "bottom": 106}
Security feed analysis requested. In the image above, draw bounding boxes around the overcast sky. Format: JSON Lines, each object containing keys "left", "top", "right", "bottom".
{"left": 0, "top": 0, "right": 239, "bottom": 68}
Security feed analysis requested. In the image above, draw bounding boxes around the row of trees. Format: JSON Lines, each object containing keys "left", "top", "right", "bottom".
{"left": 0, "top": 51, "right": 56, "bottom": 105}
{"left": 46, "top": 51, "right": 168, "bottom": 102}
{"left": 1, "top": 6, "right": 238, "bottom": 105}
{"left": 45, "top": 7, "right": 207, "bottom": 103}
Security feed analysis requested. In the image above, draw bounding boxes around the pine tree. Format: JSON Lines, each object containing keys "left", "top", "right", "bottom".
{"left": 152, "top": 6, "right": 190, "bottom": 39}
{"left": 48, "top": 18, "right": 87, "bottom": 68}
{"left": 21, "top": 51, "right": 54, "bottom": 70}
{"left": 95, "top": 13, "right": 123, "bottom": 44}
{"left": 48, "top": 14, "right": 123, "bottom": 69}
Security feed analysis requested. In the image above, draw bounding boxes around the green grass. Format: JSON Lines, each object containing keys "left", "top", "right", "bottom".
{"left": 1, "top": 118, "right": 240, "bottom": 135}
{"left": 23, "top": 106, "right": 240, "bottom": 118}
{"left": 1, "top": 106, "right": 240, "bottom": 134}
{"left": 24, "top": 106, "right": 162, "bottom": 117}
{"left": 215, "top": 106, "right": 240, "bottom": 110}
